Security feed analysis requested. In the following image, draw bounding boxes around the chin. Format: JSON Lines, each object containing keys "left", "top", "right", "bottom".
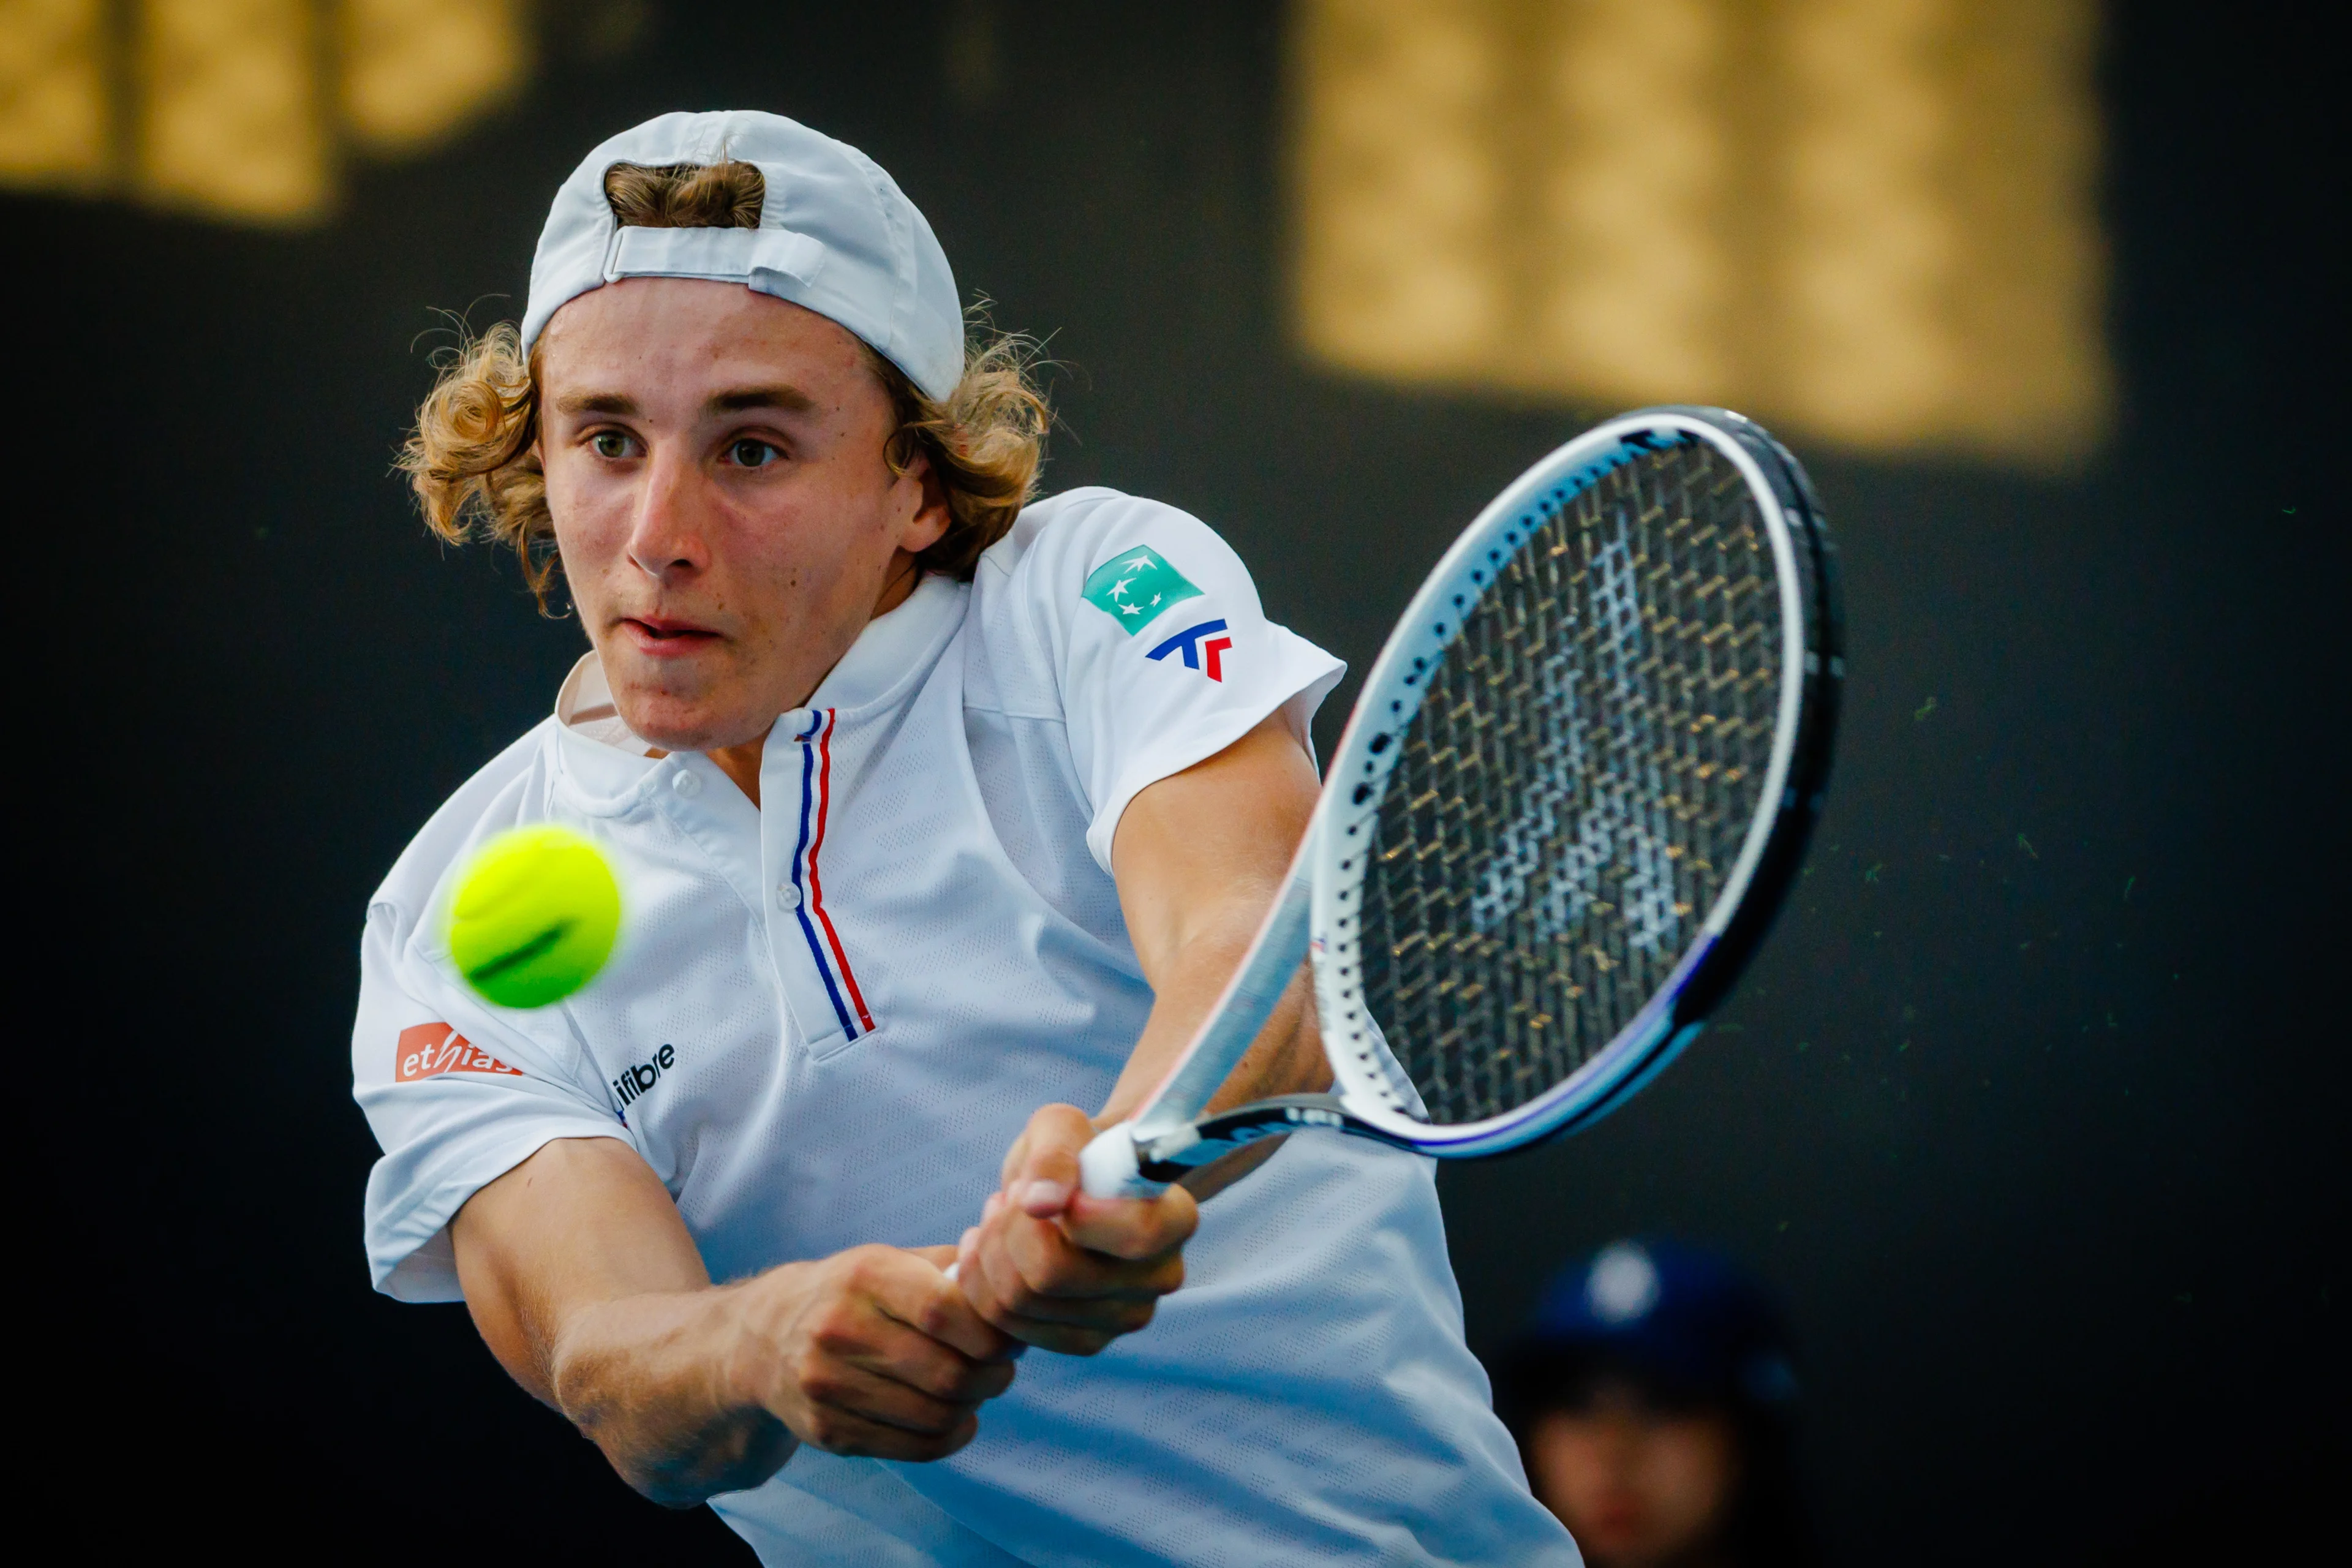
{"left": 615, "top": 692, "right": 770, "bottom": 755}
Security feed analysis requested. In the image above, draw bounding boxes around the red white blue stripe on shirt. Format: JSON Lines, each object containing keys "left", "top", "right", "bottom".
{"left": 790, "top": 709, "right": 875, "bottom": 1040}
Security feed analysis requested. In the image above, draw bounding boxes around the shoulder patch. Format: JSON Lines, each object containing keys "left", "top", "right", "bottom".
{"left": 1080, "top": 545, "right": 1202, "bottom": 635}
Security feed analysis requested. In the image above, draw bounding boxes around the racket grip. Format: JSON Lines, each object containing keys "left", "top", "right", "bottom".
{"left": 1080, "top": 1122, "right": 1169, "bottom": 1199}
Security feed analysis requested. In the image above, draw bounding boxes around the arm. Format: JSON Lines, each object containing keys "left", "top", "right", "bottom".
{"left": 1100, "top": 709, "right": 1333, "bottom": 1157}
{"left": 451, "top": 1135, "right": 1019, "bottom": 1506}
{"left": 953, "top": 712, "right": 1330, "bottom": 1351}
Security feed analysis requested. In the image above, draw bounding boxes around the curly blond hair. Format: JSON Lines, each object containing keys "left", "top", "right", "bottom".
{"left": 399, "top": 160, "right": 1050, "bottom": 609}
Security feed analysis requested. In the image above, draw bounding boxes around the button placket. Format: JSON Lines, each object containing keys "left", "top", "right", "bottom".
{"left": 760, "top": 705, "right": 875, "bottom": 1050}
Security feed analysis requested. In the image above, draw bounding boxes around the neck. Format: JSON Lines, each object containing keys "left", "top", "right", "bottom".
{"left": 703, "top": 551, "right": 925, "bottom": 807}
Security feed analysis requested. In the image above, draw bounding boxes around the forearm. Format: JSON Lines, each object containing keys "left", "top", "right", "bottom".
{"left": 1095, "top": 918, "right": 1330, "bottom": 1202}
{"left": 1101, "top": 926, "right": 1328, "bottom": 1125}
{"left": 452, "top": 1140, "right": 795, "bottom": 1504}
{"left": 1099, "top": 715, "right": 1332, "bottom": 1200}
{"left": 546, "top": 1279, "right": 798, "bottom": 1506}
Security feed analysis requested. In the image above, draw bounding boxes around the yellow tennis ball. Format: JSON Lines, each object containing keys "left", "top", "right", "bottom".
{"left": 446, "top": 824, "right": 620, "bottom": 1009}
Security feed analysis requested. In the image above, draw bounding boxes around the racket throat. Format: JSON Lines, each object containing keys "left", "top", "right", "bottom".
{"left": 1121, "top": 1095, "right": 1409, "bottom": 1188}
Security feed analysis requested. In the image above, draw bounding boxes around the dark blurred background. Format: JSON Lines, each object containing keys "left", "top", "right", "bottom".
{"left": 12, "top": 1, "right": 2342, "bottom": 1561}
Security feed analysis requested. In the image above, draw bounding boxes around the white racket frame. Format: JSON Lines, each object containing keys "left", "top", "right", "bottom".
{"left": 1080, "top": 409, "right": 1816, "bottom": 1195}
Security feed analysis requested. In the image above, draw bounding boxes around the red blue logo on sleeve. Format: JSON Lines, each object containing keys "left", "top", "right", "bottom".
{"left": 1147, "top": 619, "right": 1233, "bottom": 682}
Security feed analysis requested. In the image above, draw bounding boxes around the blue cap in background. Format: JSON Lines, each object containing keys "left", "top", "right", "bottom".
{"left": 1519, "top": 1238, "right": 1799, "bottom": 1411}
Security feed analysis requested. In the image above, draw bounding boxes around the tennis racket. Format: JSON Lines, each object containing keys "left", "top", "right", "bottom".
{"left": 1079, "top": 405, "right": 1842, "bottom": 1198}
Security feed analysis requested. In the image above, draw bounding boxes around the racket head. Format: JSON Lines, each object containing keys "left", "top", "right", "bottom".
{"left": 1309, "top": 407, "right": 1841, "bottom": 1156}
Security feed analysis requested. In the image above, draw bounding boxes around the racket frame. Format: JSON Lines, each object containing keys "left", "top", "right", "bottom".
{"left": 1087, "top": 407, "right": 1841, "bottom": 1194}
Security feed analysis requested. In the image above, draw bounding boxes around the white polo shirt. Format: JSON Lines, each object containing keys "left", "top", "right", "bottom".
{"left": 353, "top": 488, "right": 1577, "bottom": 1567}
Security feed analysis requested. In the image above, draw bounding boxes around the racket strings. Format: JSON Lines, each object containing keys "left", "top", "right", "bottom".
{"left": 1361, "top": 440, "right": 1784, "bottom": 1125}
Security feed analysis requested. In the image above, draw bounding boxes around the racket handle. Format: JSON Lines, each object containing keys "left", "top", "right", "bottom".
{"left": 1080, "top": 1121, "right": 1170, "bottom": 1199}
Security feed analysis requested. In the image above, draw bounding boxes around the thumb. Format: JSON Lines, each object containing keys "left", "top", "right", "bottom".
{"left": 1013, "top": 1103, "right": 1094, "bottom": 1217}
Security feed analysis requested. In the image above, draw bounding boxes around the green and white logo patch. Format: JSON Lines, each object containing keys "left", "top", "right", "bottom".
{"left": 1080, "top": 545, "right": 1202, "bottom": 635}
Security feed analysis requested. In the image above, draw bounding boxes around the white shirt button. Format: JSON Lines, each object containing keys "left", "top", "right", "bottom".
{"left": 775, "top": 883, "right": 802, "bottom": 911}
{"left": 671, "top": 769, "right": 702, "bottom": 797}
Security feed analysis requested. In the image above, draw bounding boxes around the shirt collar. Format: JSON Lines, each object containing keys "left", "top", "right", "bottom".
{"left": 805, "top": 570, "right": 966, "bottom": 712}
{"left": 550, "top": 570, "right": 970, "bottom": 805}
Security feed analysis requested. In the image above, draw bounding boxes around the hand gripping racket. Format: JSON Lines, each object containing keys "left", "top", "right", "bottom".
{"left": 1079, "top": 406, "right": 1843, "bottom": 1198}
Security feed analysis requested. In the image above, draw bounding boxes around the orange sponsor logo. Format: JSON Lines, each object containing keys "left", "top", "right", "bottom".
{"left": 396, "top": 1022, "right": 523, "bottom": 1084}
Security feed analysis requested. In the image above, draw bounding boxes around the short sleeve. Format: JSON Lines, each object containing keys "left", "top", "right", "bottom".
{"left": 997, "top": 491, "right": 1344, "bottom": 870}
{"left": 352, "top": 894, "right": 634, "bottom": 1303}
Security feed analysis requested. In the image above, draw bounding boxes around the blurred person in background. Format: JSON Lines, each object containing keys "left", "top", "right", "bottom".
{"left": 1496, "top": 1240, "right": 1813, "bottom": 1568}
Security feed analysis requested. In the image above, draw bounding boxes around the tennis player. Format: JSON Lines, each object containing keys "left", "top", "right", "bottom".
{"left": 353, "top": 110, "right": 1576, "bottom": 1566}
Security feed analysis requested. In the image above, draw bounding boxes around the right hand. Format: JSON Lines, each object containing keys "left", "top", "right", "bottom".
{"left": 740, "top": 1243, "right": 1022, "bottom": 1461}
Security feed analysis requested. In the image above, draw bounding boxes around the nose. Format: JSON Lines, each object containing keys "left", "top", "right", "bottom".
{"left": 624, "top": 440, "right": 710, "bottom": 585}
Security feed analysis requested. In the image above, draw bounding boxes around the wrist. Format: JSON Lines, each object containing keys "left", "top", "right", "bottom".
{"left": 711, "top": 1262, "right": 810, "bottom": 1414}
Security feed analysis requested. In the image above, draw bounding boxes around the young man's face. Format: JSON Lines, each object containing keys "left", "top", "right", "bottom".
{"left": 536, "top": 278, "right": 947, "bottom": 753}
{"left": 1526, "top": 1379, "right": 1739, "bottom": 1567}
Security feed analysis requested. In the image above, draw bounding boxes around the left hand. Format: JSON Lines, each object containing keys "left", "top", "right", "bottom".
{"left": 954, "top": 1104, "right": 1197, "bottom": 1354}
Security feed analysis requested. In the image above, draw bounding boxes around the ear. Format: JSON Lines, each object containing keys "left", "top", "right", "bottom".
{"left": 892, "top": 443, "right": 954, "bottom": 555}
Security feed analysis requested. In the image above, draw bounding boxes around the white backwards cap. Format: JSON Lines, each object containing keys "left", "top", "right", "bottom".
{"left": 521, "top": 110, "right": 964, "bottom": 401}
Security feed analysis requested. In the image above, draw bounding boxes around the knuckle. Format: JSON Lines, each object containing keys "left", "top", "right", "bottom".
{"left": 1017, "top": 1235, "right": 1079, "bottom": 1292}
{"left": 943, "top": 1357, "right": 993, "bottom": 1398}
{"left": 810, "top": 1311, "right": 863, "bottom": 1354}
{"left": 916, "top": 1294, "right": 960, "bottom": 1340}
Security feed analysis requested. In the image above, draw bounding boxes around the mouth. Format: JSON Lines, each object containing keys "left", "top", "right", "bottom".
{"left": 618, "top": 614, "right": 722, "bottom": 656}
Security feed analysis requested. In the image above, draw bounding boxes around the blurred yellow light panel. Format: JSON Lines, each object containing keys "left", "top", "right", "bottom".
{"left": 1535, "top": 0, "right": 1730, "bottom": 399}
{"left": 1292, "top": 0, "right": 2111, "bottom": 467}
{"left": 3, "top": 0, "right": 537, "bottom": 224}
{"left": 0, "top": 0, "right": 110, "bottom": 187}
{"left": 342, "top": 0, "right": 526, "bottom": 154}
{"left": 136, "top": 0, "right": 327, "bottom": 222}
{"left": 1294, "top": 0, "right": 1510, "bottom": 379}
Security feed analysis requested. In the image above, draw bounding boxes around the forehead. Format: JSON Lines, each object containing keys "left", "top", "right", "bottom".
{"left": 537, "top": 277, "right": 872, "bottom": 399}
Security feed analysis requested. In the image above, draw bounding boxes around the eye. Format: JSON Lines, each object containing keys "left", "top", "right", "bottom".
{"left": 726, "top": 438, "right": 782, "bottom": 469}
{"left": 590, "top": 431, "right": 633, "bottom": 460}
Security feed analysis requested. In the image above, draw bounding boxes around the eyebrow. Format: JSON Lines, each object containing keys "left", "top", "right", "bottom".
{"left": 551, "top": 384, "right": 821, "bottom": 421}
{"left": 706, "top": 384, "right": 818, "bottom": 417}
{"left": 554, "top": 390, "right": 640, "bottom": 417}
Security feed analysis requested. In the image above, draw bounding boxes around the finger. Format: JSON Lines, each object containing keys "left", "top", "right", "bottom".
{"left": 1005, "top": 1207, "right": 1178, "bottom": 1298}
{"left": 1060, "top": 1184, "right": 1200, "bottom": 1262}
{"left": 1007, "top": 1237, "right": 1182, "bottom": 1322}
{"left": 997, "top": 1127, "right": 1033, "bottom": 1190}
{"left": 827, "top": 1363, "right": 1001, "bottom": 1438}
{"left": 794, "top": 1389, "right": 984, "bottom": 1462}
{"left": 959, "top": 1219, "right": 1167, "bottom": 1351}
{"left": 839, "top": 1313, "right": 1020, "bottom": 1404}
{"left": 963, "top": 1197, "right": 1030, "bottom": 1329}
{"left": 867, "top": 1253, "right": 1022, "bottom": 1365}
{"left": 1011, "top": 1104, "right": 1094, "bottom": 1216}
{"left": 979, "top": 1205, "right": 1182, "bottom": 1322}
{"left": 978, "top": 1311, "right": 1137, "bottom": 1357}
